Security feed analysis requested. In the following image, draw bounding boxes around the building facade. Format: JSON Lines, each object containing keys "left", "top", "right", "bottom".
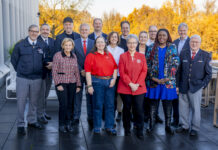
{"left": 0, "top": 0, "right": 39, "bottom": 87}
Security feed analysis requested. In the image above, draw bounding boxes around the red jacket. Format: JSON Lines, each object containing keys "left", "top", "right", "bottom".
{"left": 117, "top": 51, "right": 147, "bottom": 95}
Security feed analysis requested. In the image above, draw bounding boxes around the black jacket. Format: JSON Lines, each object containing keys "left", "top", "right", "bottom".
{"left": 173, "top": 37, "right": 190, "bottom": 55}
{"left": 54, "top": 31, "right": 80, "bottom": 52}
{"left": 119, "top": 36, "right": 128, "bottom": 52}
{"left": 11, "top": 37, "right": 48, "bottom": 79}
{"left": 177, "top": 49, "right": 212, "bottom": 93}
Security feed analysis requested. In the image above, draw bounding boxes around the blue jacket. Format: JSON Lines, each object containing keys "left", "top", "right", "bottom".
{"left": 74, "top": 38, "right": 94, "bottom": 79}
{"left": 177, "top": 49, "right": 212, "bottom": 93}
{"left": 11, "top": 37, "right": 48, "bottom": 79}
{"left": 88, "top": 32, "right": 107, "bottom": 41}
{"left": 54, "top": 31, "right": 80, "bottom": 52}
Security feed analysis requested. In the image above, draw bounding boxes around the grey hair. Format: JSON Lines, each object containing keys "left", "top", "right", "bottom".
{"left": 79, "top": 23, "right": 90, "bottom": 31}
{"left": 126, "top": 34, "right": 139, "bottom": 43}
{"left": 190, "top": 34, "right": 201, "bottom": 42}
{"left": 28, "top": 24, "right": 39, "bottom": 31}
{"left": 148, "top": 25, "right": 157, "bottom": 31}
{"left": 93, "top": 18, "right": 102, "bottom": 24}
{"left": 178, "top": 23, "right": 188, "bottom": 30}
{"left": 40, "top": 23, "right": 50, "bottom": 30}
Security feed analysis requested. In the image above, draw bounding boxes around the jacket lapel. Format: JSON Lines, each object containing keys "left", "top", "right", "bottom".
{"left": 77, "top": 38, "right": 85, "bottom": 57}
{"left": 86, "top": 39, "right": 93, "bottom": 55}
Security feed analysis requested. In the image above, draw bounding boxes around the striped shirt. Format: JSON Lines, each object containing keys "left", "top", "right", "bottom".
{"left": 52, "top": 51, "right": 81, "bottom": 87}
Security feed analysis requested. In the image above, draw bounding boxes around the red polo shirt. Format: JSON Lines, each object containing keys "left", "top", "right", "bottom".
{"left": 85, "top": 51, "right": 118, "bottom": 76}
{"left": 117, "top": 51, "right": 147, "bottom": 95}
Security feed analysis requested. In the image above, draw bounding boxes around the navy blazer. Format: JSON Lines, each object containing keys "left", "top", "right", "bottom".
{"left": 37, "top": 36, "right": 55, "bottom": 61}
{"left": 173, "top": 37, "right": 190, "bottom": 55}
{"left": 177, "top": 49, "right": 212, "bottom": 94}
{"left": 74, "top": 38, "right": 94, "bottom": 72}
{"left": 119, "top": 36, "right": 128, "bottom": 52}
{"left": 88, "top": 32, "right": 107, "bottom": 41}
{"left": 54, "top": 31, "right": 80, "bottom": 52}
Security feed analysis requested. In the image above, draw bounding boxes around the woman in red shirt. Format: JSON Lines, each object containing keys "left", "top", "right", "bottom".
{"left": 117, "top": 34, "right": 147, "bottom": 139}
{"left": 85, "top": 36, "right": 118, "bottom": 135}
{"left": 52, "top": 38, "right": 81, "bottom": 133}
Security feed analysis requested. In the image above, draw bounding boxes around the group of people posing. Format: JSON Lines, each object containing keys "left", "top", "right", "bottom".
{"left": 11, "top": 17, "right": 212, "bottom": 140}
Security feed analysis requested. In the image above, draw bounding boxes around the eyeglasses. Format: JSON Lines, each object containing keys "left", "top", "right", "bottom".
{"left": 127, "top": 42, "right": 137, "bottom": 45}
{"left": 190, "top": 41, "right": 200, "bottom": 44}
{"left": 149, "top": 30, "right": 157, "bottom": 33}
{"left": 29, "top": 30, "right": 39, "bottom": 33}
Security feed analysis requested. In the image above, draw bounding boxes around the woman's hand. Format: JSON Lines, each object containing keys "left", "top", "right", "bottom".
{"left": 57, "top": 85, "right": 64, "bottom": 91}
{"left": 129, "top": 83, "right": 139, "bottom": 92}
{"left": 109, "top": 78, "right": 116, "bottom": 87}
{"left": 88, "top": 86, "right": 94, "bottom": 95}
{"left": 76, "top": 88, "right": 80, "bottom": 93}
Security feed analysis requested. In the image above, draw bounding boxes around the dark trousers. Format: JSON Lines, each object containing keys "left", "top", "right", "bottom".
{"left": 56, "top": 83, "right": 76, "bottom": 126}
{"left": 144, "top": 97, "right": 150, "bottom": 120}
{"left": 114, "top": 77, "right": 120, "bottom": 115}
{"left": 120, "top": 94, "right": 144, "bottom": 130}
{"left": 172, "top": 98, "right": 179, "bottom": 123}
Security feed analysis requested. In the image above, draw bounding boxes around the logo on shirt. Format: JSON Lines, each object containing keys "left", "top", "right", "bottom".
{"left": 37, "top": 48, "right": 43, "bottom": 54}
{"left": 137, "top": 59, "right": 141, "bottom": 63}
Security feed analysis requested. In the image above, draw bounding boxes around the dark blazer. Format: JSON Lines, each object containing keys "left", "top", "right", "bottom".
{"left": 119, "top": 36, "right": 128, "bottom": 52}
{"left": 88, "top": 32, "right": 107, "bottom": 41}
{"left": 54, "top": 31, "right": 80, "bottom": 52}
{"left": 177, "top": 49, "right": 212, "bottom": 94}
{"left": 136, "top": 44, "right": 149, "bottom": 54}
{"left": 38, "top": 36, "right": 56, "bottom": 78}
{"left": 11, "top": 37, "right": 47, "bottom": 79}
{"left": 37, "top": 36, "right": 55, "bottom": 61}
{"left": 74, "top": 38, "right": 94, "bottom": 73}
{"left": 173, "top": 37, "right": 190, "bottom": 55}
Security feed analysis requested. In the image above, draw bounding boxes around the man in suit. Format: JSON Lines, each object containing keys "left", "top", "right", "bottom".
{"left": 74, "top": 23, "right": 94, "bottom": 127}
{"left": 54, "top": 17, "right": 80, "bottom": 52}
{"left": 146, "top": 25, "right": 158, "bottom": 46}
{"left": 119, "top": 21, "right": 130, "bottom": 52}
{"left": 37, "top": 23, "right": 55, "bottom": 124}
{"left": 11, "top": 25, "right": 47, "bottom": 135}
{"left": 176, "top": 35, "right": 212, "bottom": 136}
{"left": 88, "top": 18, "right": 107, "bottom": 41}
{"left": 172, "top": 23, "right": 190, "bottom": 127}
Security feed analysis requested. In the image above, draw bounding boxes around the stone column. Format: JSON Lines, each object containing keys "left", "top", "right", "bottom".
{"left": 19, "top": 0, "right": 24, "bottom": 38}
{"left": 9, "top": 0, "right": 16, "bottom": 45}
{"left": 2, "top": 0, "right": 11, "bottom": 61}
{"left": 15, "top": 0, "right": 20, "bottom": 41}
{"left": 0, "top": 0, "right": 4, "bottom": 64}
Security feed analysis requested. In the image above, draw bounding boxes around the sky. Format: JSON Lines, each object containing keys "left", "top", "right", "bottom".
{"left": 88, "top": 0, "right": 218, "bottom": 17}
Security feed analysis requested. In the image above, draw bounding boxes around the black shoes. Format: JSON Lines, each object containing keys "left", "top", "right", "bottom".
{"left": 105, "top": 128, "right": 117, "bottom": 136}
{"left": 171, "top": 120, "right": 179, "bottom": 127}
{"left": 73, "top": 119, "right": 80, "bottom": 126}
{"left": 59, "top": 126, "right": 67, "bottom": 133}
{"left": 44, "top": 113, "right": 52, "bottom": 120}
{"left": 190, "top": 130, "right": 198, "bottom": 136}
{"left": 38, "top": 116, "right": 48, "bottom": 124}
{"left": 28, "top": 122, "right": 43, "bottom": 129}
{"left": 87, "top": 119, "right": 93, "bottom": 128}
{"left": 156, "top": 115, "right": 163, "bottom": 124}
{"left": 66, "top": 125, "right": 74, "bottom": 133}
{"left": 124, "top": 129, "right": 131, "bottom": 136}
{"left": 136, "top": 131, "right": 144, "bottom": 140}
{"left": 175, "top": 126, "right": 189, "bottom": 133}
{"left": 165, "top": 126, "right": 174, "bottom": 135}
{"left": 116, "top": 112, "right": 122, "bottom": 122}
{"left": 17, "top": 127, "right": 26, "bottom": 135}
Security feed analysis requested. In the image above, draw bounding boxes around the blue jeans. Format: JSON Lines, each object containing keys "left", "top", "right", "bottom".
{"left": 92, "top": 76, "right": 115, "bottom": 129}
{"left": 74, "top": 77, "right": 93, "bottom": 120}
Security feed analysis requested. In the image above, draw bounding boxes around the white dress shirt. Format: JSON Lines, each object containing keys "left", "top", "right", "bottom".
{"left": 28, "top": 37, "right": 37, "bottom": 45}
{"left": 107, "top": 45, "right": 124, "bottom": 76}
{"left": 146, "top": 39, "right": 154, "bottom": 46}
{"left": 178, "top": 36, "right": 188, "bottom": 55}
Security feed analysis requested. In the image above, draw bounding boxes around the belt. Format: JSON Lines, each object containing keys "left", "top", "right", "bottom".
{"left": 93, "top": 75, "right": 112, "bottom": 80}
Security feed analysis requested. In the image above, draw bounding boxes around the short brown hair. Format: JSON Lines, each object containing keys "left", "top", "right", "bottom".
{"left": 107, "top": 31, "right": 120, "bottom": 45}
{"left": 61, "top": 38, "right": 75, "bottom": 50}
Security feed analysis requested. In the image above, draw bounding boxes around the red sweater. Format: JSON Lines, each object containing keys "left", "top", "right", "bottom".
{"left": 117, "top": 51, "right": 147, "bottom": 95}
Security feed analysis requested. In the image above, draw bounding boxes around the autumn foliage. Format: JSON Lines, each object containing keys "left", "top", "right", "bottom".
{"left": 39, "top": 0, "right": 218, "bottom": 59}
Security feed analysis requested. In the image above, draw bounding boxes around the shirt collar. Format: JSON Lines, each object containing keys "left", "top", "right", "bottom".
{"left": 94, "top": 32, "right": 102, "bottom": 39}
{"left": 81, "top": 38, "right": 88, "bottom": 43}
{"left": 28, "top": 37, "right": 37, "bottom": 45}
{"left": 61, "top": 51, "right": 73, "bottom": 58}
{"left": 41, "top": 35, "right": 48, "bottom": 42}
{"left": 179, "top": 36, "right": 188, "bottom": 41}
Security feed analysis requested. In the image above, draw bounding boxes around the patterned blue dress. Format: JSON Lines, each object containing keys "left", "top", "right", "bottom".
{"left": 146, "top": 46, "right": 178, "bottom": 100}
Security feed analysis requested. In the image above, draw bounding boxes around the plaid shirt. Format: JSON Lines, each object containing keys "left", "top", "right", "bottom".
{"left": 52, "top": 51, "right": 81, "bottom": 87}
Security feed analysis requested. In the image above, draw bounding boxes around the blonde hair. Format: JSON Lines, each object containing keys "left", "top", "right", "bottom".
{"left": 61, "top": 38, "right": 75, "bottom": 50}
